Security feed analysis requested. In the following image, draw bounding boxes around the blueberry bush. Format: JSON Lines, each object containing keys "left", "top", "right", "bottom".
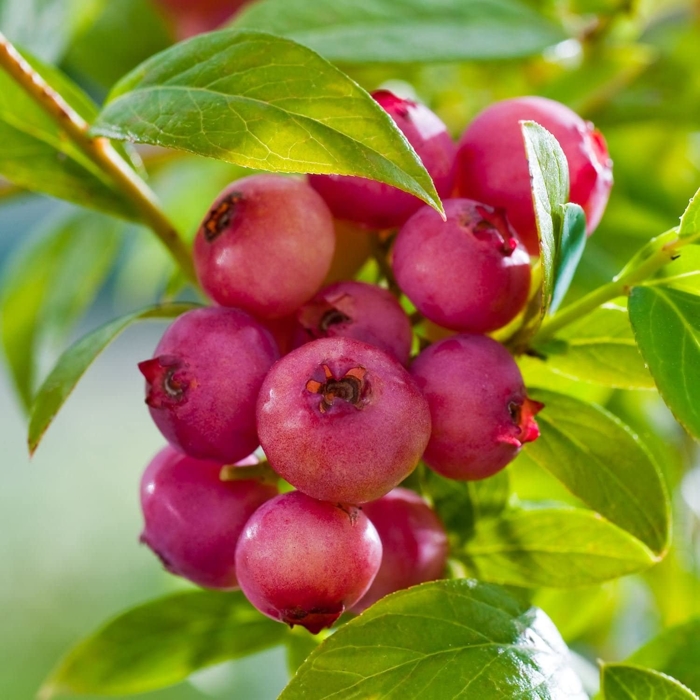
{"left": 2, "top": 0, "right": 700, "bottom": 698}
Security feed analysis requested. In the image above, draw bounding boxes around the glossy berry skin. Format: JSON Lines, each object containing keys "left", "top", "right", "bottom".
{"left": 138, "top": 307, "right": 279, "bottom": 463}
{"left": 140, "top": 446, "right": 277, "bottom": 590}
{"left": 410, "top": 335, "right": 543, "bottom": 480}
{"left": 293, "top": 281, "right": 413, "bottom": 365}
{"left": 353, "top": 488, "right": 448, "bottom": 613}
{"left": 257, "top": 337, "right": 431, "bottom": 504}
{"left": 393, "top": 199, "right": 531, "bottom": 333}
{"left": 454, "top": 96, "right": 613, "bottom": 254}
{"left": 235, "top": 491, "right": 382, "bottom": 633}
{"left": 193, "top": 175, "right": 335, "bottom": 319}
{"left": 309, "top": 90, "right": 456, "bottom": 230}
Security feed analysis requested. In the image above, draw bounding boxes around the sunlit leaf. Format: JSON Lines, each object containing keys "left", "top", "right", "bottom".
{"left": 601, "top": 663, "right": 698, "bottom": 700}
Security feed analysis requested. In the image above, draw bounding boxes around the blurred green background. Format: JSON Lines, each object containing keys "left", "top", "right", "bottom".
{"left": 2, "top": 0, "right": 700, "bottom": 697}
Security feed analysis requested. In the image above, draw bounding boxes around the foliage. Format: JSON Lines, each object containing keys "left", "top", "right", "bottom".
{"left": 1, "top": 0, "right": 700, "bottom": 698}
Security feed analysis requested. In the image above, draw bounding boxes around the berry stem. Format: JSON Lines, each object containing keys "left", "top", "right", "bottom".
{"left": 534, "top": 228, "right": 681, "bottom": 343}
{"left": 0, "top": 31, "right": 197, "bottom": 285}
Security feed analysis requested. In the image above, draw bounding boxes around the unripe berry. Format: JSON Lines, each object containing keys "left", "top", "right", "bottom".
{"left": 324, "top": 219, "right": 373, "bottom": 284}
{"left": 140, "top": 446, "right": 277, "bottom": 589}
{"left": 309, "top": 90, "right": 456, "bottom": 229}
{"left": 138, "top": 307, "right": 278, "bottom": 463}
{"left": 257, "top": 337, "right": 431, "bottom": 504}
{"left": 410, "top": 335, "right": 542, "bottom": 480}
{"left": 393, "top": 199, "right": 531, "bottom": 333}
{"left": 235, "top": 491, "right": 382, "bottom": 634}
{"left": 353, "top": 488, "right": 448, "bottom": 613}
{"left": 293, "top": 281, "right": 413, "bottom": 365}
{"left": 454, "top": 96, "right": 613, "bottom": 254}
{"left": 193, "top": 175, "right": 335, "bottom": 319}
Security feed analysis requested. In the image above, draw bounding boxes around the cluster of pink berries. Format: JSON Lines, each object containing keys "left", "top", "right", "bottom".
{"left": 138, "top": 90, "right": 613, "bottom": 633}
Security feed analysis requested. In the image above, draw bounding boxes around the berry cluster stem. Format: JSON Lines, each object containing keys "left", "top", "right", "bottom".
{"left": 0, "top": 31, "right": 197, "bottom": 285}
{"left": 534, "top": 228, "right": 682, "bottom": 343}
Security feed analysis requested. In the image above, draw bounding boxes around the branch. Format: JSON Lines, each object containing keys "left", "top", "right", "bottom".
{"left": 0, "top": 32, "right": 197, "bottom": 284}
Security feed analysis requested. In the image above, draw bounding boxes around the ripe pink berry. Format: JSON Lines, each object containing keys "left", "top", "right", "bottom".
{"left": 353, "top": 488, "right": 448, "bottom": 613}
{"left": 138, "top": 307, "right": 279, "bottom": 463}
{"left": 257, "top": 337, "right": 431, "bottom": 504}
{"left": 410, "top": 334, "right": 543, "bottom": 480}
{"left": 140, "top": 446, "right": 277, "bottom": 589}
{"left": 235, "top": 491, "right": 382, "bottom": 634}
{"left": 193, "top": 175, "right": 335, "bottom": 319}
{"left": 308, "top": 90, "right": 456, "bottom": 229}
{"left": 292, "top": 281, "right": 413, "bottom": 365}
{"left": 393, "top": 199, "right": 531, "bottom": 333}
{"left": 454, "top": 96, "right": 613, "bottom": 254}
{"left": 154, "top": 0, "right": 253, "bottom": 39}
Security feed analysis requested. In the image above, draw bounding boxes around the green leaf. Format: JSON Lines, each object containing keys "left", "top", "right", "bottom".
{"left": 679, "top": 186, "right": 700, "bottom": 241}
{"left": 536, "top": 303, "right": 654, "bottom": 389}
{"left": 511, "top": 121, "right": 571, "bottom": 345}
{"left": 280, "top": 579, "right": 587, "bottom": 699}
{"left": 601, "top": 664, "right": 698, "bottom": 700}
{"left": 550, "top": 202, "right": 586, "bottom": 312}
{"left": 523, "top": 388, "right": 669, "bottom": 554}
{"left": 40, "top": 590, "right": 288, "bottom": 698}
{"left": 232, "top": 0, "right": 565, "bottom": 64}
{"left": 0, "top": 210, "right": 121, "bottom": 411}
{"left": 286, "top": 631, "right": 321, "bottom": 677}
{"left": 628, "top": 618, "right": 700, "bottom": 695}
{"left": 28, "top": 302, "right": 199, "bottom": 454}
{"left": 628, "top": 285, "right": 700, "bottom": 439}
{"left": 461, "top": 507, "right": 656, "bottom": 587}
{"left": 422, "top": 468, "right": 509, "bottom": 542}
{"left": 0, "top": 49, "right": 138, "bottom": 219}
{"left": 92, "top": 30, "right": 442, "bottom": 214}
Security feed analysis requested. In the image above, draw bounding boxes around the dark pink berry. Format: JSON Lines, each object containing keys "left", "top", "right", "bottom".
{"left": 454, "top": 96, "right": 613, "bottom": 254}
{"left": 308, "top": 90, "right": 456, "bottom": 230}
{"left": 138, "top": 307, "right": 278, "bottom": 463}
{"left": 410, "top": 334, "right": 542, "bottom": 480}
{"left": 193, "top": 175, "right": 335, "bottom": 318}
{"left": 292, "top": 281, "right": 413, "bottom": 365}
{"left": 257, "top": 337, "right": 431, "bottom": 504}
{"left": 235, "top": 491, "right": 382, "bottom": 634}
{"left": 140, "top": 446, "right": 277, "bottom": 589}
{"left": 353, "top": 488, "right": 448, "bottom": 613}
{"left": 393, "top": 199, "right": 531, "bottom": 333}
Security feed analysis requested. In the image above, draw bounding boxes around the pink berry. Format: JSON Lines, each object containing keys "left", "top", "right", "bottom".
{"left": 138, "top": 307, "right": 278, "bottom": 463}
{"left": 257, "top": 337, "right": 431, "bottom": 504}
{"left": 292, "top": 281, "right": 413, "bottom": 365}
{"left": 235, "top": 491, "right": 382, "bottom": 633}
{"left": 353, "top": 488, "right": 448, "bottom": 613}
{"left": 308, "top": 90, "right": 456, "bottom": 229}
{"left": 140, "top": 446, "right": 277, "bottom": 589}
{"left": 410, "top": 334, "right": 543, "bottom": 480}
{"left": 393, "top": 199, "right": 531, "bottom": 333}
{"left": 193, "top": 175, "right": 335, "bottom": 318}
{"left": 454, "top": 96, "right": 613, "bottom": 254}
{"left": 154, "top": 0, "right": 252, "bottom": 39}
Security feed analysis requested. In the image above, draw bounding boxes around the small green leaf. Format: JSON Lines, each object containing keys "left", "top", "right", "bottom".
{"left": 628, "top": 618, "right": 700, "bottom": 695}
{"left": 550, "top": 202, "right": 586, "bottom": 312}
{"left": 679, "top": 186, "right": 700, "bottom": 241}
{"left": 0, "top": 48, "right": 137, "bottom": 218}
{"left": 461, "top": 507, "right": 656, "bottom": 588}
{"left": 40, "top": 590, "right": 288, "bottom": 698}
{"left": 523, "top": 388, "right": 669, "bottom": 554}
{"left": 92, "top": 30, "right": 442, "bottom": 214}
{"left": 628, "top": 285, "right": 700, "bottom": 439}
{"left": 28, "top": 302, "right": 199, "bottom": 454}
{"left": 513, "top": 121, "right": 571, "bottom": 345}
{"left": 232, "top": 0, "right": 566, "bottom": 63}
{"left": 536, "top": 303, "right": 654, "bottom": 389}
{"left": 601, "top": 663, "right": 698, "bottom": 700}
{"left": 0, "top": 210, "right": 121, "bottom": 411}
{"left": 280, "top": 579, "right": 587, "bottom": 699}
